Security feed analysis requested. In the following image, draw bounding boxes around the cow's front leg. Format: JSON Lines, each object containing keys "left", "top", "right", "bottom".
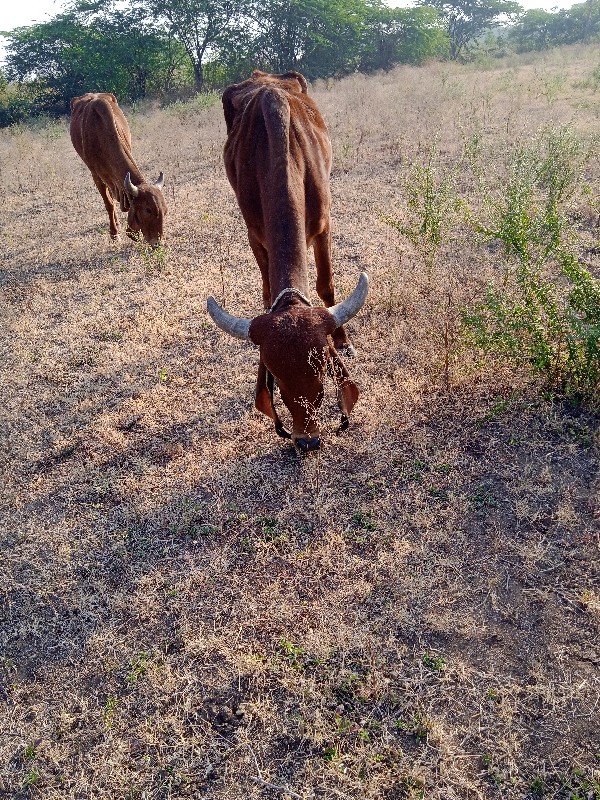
{"left": 313, "top": 227, "right": 353, "bottom": 354}
{"left": 92, "top": 175, "right": 120, "bottom": 239}
{"left": 248, "top": 231, "right": 271, "bottom": 309}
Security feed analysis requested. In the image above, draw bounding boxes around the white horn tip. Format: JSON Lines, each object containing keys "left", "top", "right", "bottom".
{"left": 329, "top": 271, "right": 370, "bottom": 328}
{"left": 207, "top": 296, "right": 217, "bottom": 314}
{"left": 206, "top": 295, "right": 252, "bottom": 340}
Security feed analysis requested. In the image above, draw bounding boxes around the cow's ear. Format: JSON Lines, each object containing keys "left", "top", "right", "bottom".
{"left": 339, "top": 378, "right": 359, "bottom": 417}
{"left": 222, "top": 86, "right": 237, "bottom": 134}
{"left": 329, "top": 347, "right": 359, "bottom": 416}
{"left": 255, "top": 360, "right": 275, "bottom": 420}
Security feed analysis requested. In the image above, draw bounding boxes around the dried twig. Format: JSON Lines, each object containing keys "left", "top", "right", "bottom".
{"left": 247, "top": 744, "right": 303, "bottom": 799}
{"left": 249, "top": 775, "right": 303, "bottom": 799}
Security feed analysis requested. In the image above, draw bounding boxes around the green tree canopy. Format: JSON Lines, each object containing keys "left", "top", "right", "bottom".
{"left": 3, "top": 2, "right": 181, "bottom": 112}
{"left": 360, "top": 5, "right": 449, "bottom": 71}
{"left": 418, "top": 0, "right": 521, "bottom": 59}
{"left": 509, "top": 0, "right": 600, "bottom": 52}
{"left": 509, "top": 8, "right": 568, "bottom": 51}
{"left": 244, "top": 0, "right": 368, "bottom": 78}
{"left": 133, "top": 0, "right": 250, "bottom": 90}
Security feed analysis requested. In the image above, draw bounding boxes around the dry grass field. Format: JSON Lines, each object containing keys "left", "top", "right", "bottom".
{"left": 1, "top": 45, "right": 600, "bottom": 800}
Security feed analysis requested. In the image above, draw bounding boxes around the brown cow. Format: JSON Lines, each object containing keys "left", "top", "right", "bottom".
{"left": 207, "top": 71, "right": 368, "bottom": 453}
{"left": 70, "top": 92, "right": 166, "bottom": 246}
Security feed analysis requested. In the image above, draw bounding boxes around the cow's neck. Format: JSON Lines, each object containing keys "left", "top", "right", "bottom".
{"left": 267, "top": 224, "right": 310, "bottom": 303}
{"left": 269, "top": 286, "right": 311, "bottom": 312}
{"left": 269, "top": 267, "right": 310, "bottom": 304}
{"left": 113, "top": 147, "right": 145, "bottom": 188}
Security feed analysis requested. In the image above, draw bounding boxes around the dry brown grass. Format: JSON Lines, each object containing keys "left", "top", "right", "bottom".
{"left": 1, "top": 44, "right": 599, "bottom": 800}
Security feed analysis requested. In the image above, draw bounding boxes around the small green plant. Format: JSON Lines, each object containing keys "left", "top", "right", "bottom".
{"left": 529, "top": 775, "right": 547, "bottom": 797}
{"left": 23, "top": 743, "right": 37, "bottom": 759}
{"left": 422, "top": 653, "right": 446, "bottom": 671}
{"left": 398, "top": 773, "right": 425, "bottom": 800}
{"left": 277, "top": 639, "right": 305, "bottom": 669}
{"left": 427, "top": 487, "right": 449, "bottom": 501}
{"left": 482, "top": 395, "right": 511, "bottom": 421}
{"left": 260, "top": 516, "right": 286, "bottom": 545}
{"left": 103, "top": 696, "right": 119, "bottom": 728}
{"left": 351, "top": 511, "right": 376, "bottom": 531}
{"left": 406, "top": 459, "right": 430, "bottom": 482}
{"left": 132, "top": 234, "right": 168, "bottom": 272}
{"left": 23, "top": 770, "right": 39, "bottom": 787}
{"left": 558, "top": 766, "right": 600, "bottom": 798}
{"left": 127, "top": 652, "right": 151, "bottom": 684}
{"left": 469, "top": 483, "right": 497, "bottom": 510}
{"left": 396, "top": 713, "right": 431, "bottom": 743}
{"left": 538, "top": 70, "right": 567, "bottom": 104}
{"left": 98, "top": 328, "right": 123, "bottom": 342}
{"left": 322, "top": 745, "right": 338, "bottom": 762}
{"left": 385, "top": 142, "right": 460, "bottom": 271}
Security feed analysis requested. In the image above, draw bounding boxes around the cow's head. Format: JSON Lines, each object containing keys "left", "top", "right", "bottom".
{"left": 207, "top": 272, "right": 368, "bottom": 452}
{"left": 124, "top": 172, "right": 167, "bottom": 247}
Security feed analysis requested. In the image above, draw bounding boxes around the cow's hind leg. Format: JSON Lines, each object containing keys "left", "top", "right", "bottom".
{"left": 92, "top": 175, "right": 120, "bottom": 239}
{"left": 313, "top": 228, "right": 354, "bottom": 354}
{"left": 248, "top": 231, "right": 271, "bottom": 309}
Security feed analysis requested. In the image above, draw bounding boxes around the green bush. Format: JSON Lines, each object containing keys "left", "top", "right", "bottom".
{"left": 463, "top": 126, "right": 600, "bottom": 400}
{"left": 0, "top": 80, "right": 48, "bottom": 127}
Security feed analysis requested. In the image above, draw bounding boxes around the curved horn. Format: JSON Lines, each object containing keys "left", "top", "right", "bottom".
{"left": 328, "top": 272, "right": 369, "bottom": 328}
{"left": 153, "top": 172, "right": 164, "bottom": 190}
{"left": 124, "top": 172, "right": 139, "bottom": 198}
{"left": 207, "top": 296, "right": 251, "bottom": 340}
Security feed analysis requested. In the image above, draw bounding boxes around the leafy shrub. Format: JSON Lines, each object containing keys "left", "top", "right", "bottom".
{"left": 0, "top": 80, "right": 49, "bottom": 127}
{"left": 385, "top": 143, "right": 460, "bottom": 271}
{"left": 463, "top": 126, "right": 600, "bottom": 400}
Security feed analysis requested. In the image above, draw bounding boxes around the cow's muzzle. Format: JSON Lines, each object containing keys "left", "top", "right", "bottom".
{"left": 294, "top": 436, "right": 321, "bottom": 454}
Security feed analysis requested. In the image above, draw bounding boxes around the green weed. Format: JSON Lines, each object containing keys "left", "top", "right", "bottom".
{"left": 23, "top": 770, "right": 39, "bottom": 787}
{"left": 385, "top": 142, "right": 460, "bottom": 271}
{"left": 23, "top": 743, "right": 36, "bottom": 759}
{"left": 277, "top": 639, "right": 305, "bottom": 669}
{"left": 396, "top": 713, "right": 431, "bottom": 743}
{"left": 127, "top": 652, "right": 151, "bottom": 684}
{"left": 351, "top": 511, "right": 376, "bottom": 531}
{"left": 132, "top": 233, "right": 168, "bottom": 272}
{"left": 463, "top": 127, "right": 600, "bottom": 400}
{"left": 422, "top": 653, "right": 446, "bottom": 671}
{"left": 102, "top": 696, "right": 119, "bottom": 729}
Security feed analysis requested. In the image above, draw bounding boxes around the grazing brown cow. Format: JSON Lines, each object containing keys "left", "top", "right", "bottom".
{"left": 207, "top": 70, "right": 368, "bottom": 452}
{"left": 70, "top": 92, "right": 166, "bottom": 246}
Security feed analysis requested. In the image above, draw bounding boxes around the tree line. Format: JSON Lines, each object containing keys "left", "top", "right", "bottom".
{"left": 1, "top": 0, "right": 600, "bottom": 126}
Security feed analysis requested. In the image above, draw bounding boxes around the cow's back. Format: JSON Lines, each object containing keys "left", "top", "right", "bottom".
{"left": 70, "top": 93, "right": 135, "bottom": 191}
{"left": 222, "top": 72, "right": 332, "bottom": 247}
